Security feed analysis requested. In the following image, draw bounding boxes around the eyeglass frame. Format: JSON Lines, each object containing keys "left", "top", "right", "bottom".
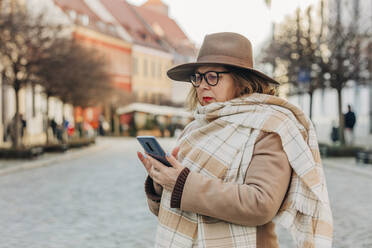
{"left": 189, "top": 70, "right": 230, "bottom": 87}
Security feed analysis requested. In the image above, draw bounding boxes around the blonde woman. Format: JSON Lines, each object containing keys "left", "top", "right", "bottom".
{"left": 137, "top": 32, "right": 333, "bottom": 248}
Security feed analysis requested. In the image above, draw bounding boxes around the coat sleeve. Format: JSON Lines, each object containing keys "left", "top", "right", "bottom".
{"left": 179, "top": 131, "right": 292, "bottom": 226}
{"left": 145, "top": 176, "right": 162, "bottom": 216}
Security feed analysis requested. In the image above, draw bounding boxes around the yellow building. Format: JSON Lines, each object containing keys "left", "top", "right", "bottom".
{"left": 98, "top": 0, "right": 174, "bottom": 105}
{"left": 132, "top": 45, "right": 173, "bottom": 104}
{"left": 134, "top": 0, "right": 197, "bottom": 105}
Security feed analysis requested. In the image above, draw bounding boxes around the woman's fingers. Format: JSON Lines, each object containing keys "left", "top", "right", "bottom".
{"left": 138, "top": 153, "right": 161, "bottom": 183}
{"left": 137, "top": 151, "right": 152, "bottom": 173}
{"left": 171, "top": 146, "right": 180, "bottom": 159}
{"left": 149, "top": 163, "right": 160, "bottom": 181}
{"left": 146, "top": 155, "right": 164, "bottom": 172}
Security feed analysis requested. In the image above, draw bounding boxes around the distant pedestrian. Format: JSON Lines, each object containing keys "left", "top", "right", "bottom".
{"left": 50, "top": 119, "right": 57, "bottom": 138}
{"left": 56, "top": 124, "right": 63, "bottom": 142}
{"left": 137, "top": 32, "right": 333, "bottom": 247}
{"left": 330, "top": 121, "right": 339, "bottom": 144}
{"left": 20, "top": 114, "right": 27, "bottom": 138}
{"left": 344, "top": 104, "right": 356, "bottom": 145}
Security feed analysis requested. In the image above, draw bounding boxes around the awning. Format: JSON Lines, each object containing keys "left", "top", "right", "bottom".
{"left": 116, "top": 103, "right": 192, "bottom": 118}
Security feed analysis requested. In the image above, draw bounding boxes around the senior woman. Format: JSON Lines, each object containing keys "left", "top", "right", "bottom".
{"left": 137, "top": 32, "right": 333, "bottom": 248}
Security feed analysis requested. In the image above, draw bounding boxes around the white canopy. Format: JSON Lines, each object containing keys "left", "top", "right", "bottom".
{"left": 116, "top": 103, "right": 192, "bottom": 118}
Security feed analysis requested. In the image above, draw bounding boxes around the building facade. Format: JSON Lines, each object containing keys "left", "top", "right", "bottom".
{"left": 97, "top": 0, "right": 176, "bottom": 105}
{"left": 0, "top": 0, "right": 195, "bottom": 144}
{"left": 287, "top": 0, "right": 372, "bottom": 146}
{"left": 134, "top": 0, "right": 196, "bottom": 104}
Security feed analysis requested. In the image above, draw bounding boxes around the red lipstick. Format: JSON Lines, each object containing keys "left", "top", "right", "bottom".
{"left": 203, "top": 97, "right": 213, "bottom": 102}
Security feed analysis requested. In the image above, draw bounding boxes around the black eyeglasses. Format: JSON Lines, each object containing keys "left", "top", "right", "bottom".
{"left": 189, "top": 71, "right": 230, "bottom": 87}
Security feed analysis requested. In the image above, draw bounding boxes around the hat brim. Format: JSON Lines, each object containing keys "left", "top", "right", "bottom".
{"left": 167, "top": 62, "right": 280, "bottom": 85}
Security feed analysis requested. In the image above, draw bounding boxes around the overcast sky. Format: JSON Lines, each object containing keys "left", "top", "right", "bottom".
{"left": 128, "top": 0, "right": 319, "bottom": 51}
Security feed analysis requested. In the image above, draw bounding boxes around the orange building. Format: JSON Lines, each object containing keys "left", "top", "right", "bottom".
{"left": 98, "top": 0, "right": 174, "bottom": 105}
{"left": 54, "top": 0, "right": 132, "bottom": 134}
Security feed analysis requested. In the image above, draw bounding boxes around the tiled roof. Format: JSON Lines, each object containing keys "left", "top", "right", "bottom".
{"left": 54, "top": 0, "right": 100, "bottom": 21}
{"left": 99, "top": 0, "right": 167, "bottom": 51}
{"left": 54, "top": 0, "right": 121, "bottom": 39}
{"left": 135, "top": 5, "right": 196, "bottom": 56}
{"left": 143, "top": 0, "right": 164, "bottom": 6}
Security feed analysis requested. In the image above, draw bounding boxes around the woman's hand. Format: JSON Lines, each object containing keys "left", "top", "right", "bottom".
{"left": 137, "top": 151, "right": 162, "bottom": 194}
{"left": 137, "top": 146, "right": 184, "bottom": 192}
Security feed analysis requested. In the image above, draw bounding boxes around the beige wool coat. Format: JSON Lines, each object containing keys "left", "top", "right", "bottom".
{"left": 145, "top": 131, "right": 291, "bottom": 247}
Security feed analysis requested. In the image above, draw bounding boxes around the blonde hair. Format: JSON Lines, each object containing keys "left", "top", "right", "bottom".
{"left": 185, "top": 66, "right": 278, "bottom": 111}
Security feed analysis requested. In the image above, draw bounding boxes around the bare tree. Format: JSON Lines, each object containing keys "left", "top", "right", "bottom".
{"left": 36, "top": 39, "right": 116, "bottom": 141}
{"left": 321, "top": 0, "right": 370, "bottom": 144}
{"left": 264, "top": 0, "right": 271, "bottom": 8}
{"left": 261, "top": 6, "right": 326, "bottom": 119}
{"left": 261, "top": 0, "right": 371, "bottom": 145}
{"left": 0, "top": 3, "right": 62, "bottom": 148}
{"left": 0, "top": 2, "right": 120, "bottom": 146}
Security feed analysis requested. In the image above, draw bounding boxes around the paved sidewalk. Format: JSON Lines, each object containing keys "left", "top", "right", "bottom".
{"left": 322, "top": 157, "right": 372, "bottom": 177}
{"left": 0, "top": 138, "right": 111, "bottom": 176}
{"left": 0, "top": 138, "right": 371, "bottom": 247}
{"left": 2, "top": 142, "right": 371, "bottom": 178}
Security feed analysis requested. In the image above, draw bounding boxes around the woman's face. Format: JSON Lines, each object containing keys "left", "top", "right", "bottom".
{"left": 195, "top": 66, "right": 236, "bottom": 106}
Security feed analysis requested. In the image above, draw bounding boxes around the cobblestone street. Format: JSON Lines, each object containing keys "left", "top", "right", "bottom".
{"left": 0, "top": 137, "right": 371, "bottom": 247}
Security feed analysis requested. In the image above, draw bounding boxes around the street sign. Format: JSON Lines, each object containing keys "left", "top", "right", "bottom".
{"left": 298, "top": 69, "right": 310, "bottom": 84}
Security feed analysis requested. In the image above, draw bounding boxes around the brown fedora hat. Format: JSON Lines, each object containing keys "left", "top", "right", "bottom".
{"left": 167, "top": 32, "right": 279, "bottom": 85}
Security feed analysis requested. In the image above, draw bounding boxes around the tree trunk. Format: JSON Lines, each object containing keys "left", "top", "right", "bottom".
{"left": 13, "top": 86, "right": 21, "bottom": 149}
{"left": 45, "top": 94, "right": 50, "bottom": 144}
{"left": 1, "top": 71, "right": 6, "bottom": 126}
{"left": 337, "top": 88, "right": 345, "bottom": 145}
{"left": 309, "top": 90, "right": 313, "bottom": 120}
{"left": 61, "top": 102, "right": 67, "bottom": 144}
{"left": 32, "top": 84, "right": 36, "bottom": 118}
{"left": 369, "top": 84, "right": 372, "bottom": 134}
{"left": 62, "top": 103, "right": 65, "bottom": 125}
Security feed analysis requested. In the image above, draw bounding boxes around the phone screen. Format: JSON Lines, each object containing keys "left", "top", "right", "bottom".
{"left": 137, "top": 136, "right": 172, "bottom": 167}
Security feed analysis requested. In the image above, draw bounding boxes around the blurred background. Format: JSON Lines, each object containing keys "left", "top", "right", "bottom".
{"left": 0, "top": 0, "right": 371, "bottom": 150}
{"left": 0, "top": 0, "right": 371, "bottom": 247}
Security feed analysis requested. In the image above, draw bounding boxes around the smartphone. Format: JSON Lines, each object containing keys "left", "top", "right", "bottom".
{"left": 137, "top": 136, "right": 172, "bottom": 167}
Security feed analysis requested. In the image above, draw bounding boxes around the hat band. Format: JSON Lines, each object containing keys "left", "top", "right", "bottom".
{"left": 197, "top": 55, "right": 253, "bottom": 69}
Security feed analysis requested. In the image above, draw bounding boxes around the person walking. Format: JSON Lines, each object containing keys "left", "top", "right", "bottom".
{"left": 137, "top": 32, "right": 333, "bottom": 248}
{"left": 344, "top": 104, "right": 356, "bottom": 145}
{"left": 50, "top": 118, "right": 57, "bottom": 139}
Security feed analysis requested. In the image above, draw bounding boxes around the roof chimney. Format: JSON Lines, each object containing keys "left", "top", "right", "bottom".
{"left": 142, "top": 0, "right": 168, "bottom": 16}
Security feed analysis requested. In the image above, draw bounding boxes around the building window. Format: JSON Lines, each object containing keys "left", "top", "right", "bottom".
{"left": 108, "top": 24, "right": 116, "bottom": 33}
{"left": 152, "top": 93, "right": 157, "bottom": 104}
{"left": 133, "top": 58, "right": 138, "bottom": 75}
{"left": 143, "top": 59, "right": 148, "bottom": 77}
{"left": 157, "top": 62, "right": 162, "bottom": 78}
{"left": 80, "top": 15, "right": 89, "bottom": 26}
{"left": 151, "top": 61, "right": 156, "bottom": 77}
{"left": 96, "top": 21, "right": 106, "bottom": 30}
{"left": 69, "top": 10, "right": 77, "bottom": 20}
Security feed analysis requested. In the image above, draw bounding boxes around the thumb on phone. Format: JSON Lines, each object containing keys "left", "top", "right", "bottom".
{"left": 165, "top": 152, "right": 183, "bottom": 170}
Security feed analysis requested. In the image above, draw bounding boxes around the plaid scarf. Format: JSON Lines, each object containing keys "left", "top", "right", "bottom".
{"left": 155, "top": 93, "right": 333, "bottom": 248}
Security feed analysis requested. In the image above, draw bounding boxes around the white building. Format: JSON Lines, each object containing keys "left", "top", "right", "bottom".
{"left": 288, "top": 0, "right": 372, "bottom": 147}
{"left": 0, "top": 0, "right": 75, "bottom": 146}
{"left": 289, "top": 84, "right": 371, "bottom": 146}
